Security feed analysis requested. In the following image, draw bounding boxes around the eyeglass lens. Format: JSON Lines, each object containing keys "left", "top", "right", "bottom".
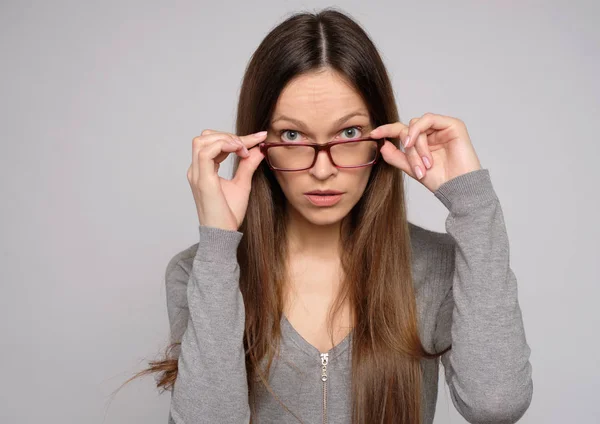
{"left": 266, "top": 140, "right": 378, "bottom": 170}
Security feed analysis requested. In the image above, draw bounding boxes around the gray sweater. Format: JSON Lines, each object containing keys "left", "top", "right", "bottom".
{"left": 165, "top": 168, "right": 533, "bottom": 424}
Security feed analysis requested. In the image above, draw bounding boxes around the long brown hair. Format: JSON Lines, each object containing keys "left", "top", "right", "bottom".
{"left": 122, "top": 8, "right": 450, "bottom": 423}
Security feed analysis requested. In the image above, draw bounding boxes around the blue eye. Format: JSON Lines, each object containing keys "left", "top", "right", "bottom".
{"left": 278, "top": 126, "right": 363, "bottom": 142}
{"left": 280, "top": 130, "right": 301, "bottom": 142}
{"left": 341, "top": 126, "right": 362, "bottom": 139}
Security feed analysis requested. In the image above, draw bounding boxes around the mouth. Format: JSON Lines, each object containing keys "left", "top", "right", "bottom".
{"left": 304, "top": 192, "right": 344, "bottom": 207}
{"left": 304, "top": 190, "right": 344, "bottom": 195}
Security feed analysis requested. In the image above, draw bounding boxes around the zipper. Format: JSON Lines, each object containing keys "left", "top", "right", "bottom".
{"left": 320, "top": 352, "right": 329, "bottom": 424}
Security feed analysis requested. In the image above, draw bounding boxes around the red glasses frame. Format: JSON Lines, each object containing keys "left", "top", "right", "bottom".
{"left": 258, "top": 137, "right": 386, "bottom": 172}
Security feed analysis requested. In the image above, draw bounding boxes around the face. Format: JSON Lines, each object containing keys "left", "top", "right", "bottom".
{"left": 266, "top": 68, "right": 375, "bottom": 227}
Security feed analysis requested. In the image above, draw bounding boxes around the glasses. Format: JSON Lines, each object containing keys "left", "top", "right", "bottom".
{"left": 259, "top": 137, "right": 385, "bottom": 172}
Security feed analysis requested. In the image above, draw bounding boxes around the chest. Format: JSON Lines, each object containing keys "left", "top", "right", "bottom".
{"left": 282, "top": 256, "right": 353, "bottom": 353}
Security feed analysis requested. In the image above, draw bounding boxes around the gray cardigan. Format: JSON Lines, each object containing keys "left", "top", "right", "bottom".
{"left": 164, "top": 168, "right": 533, "bottom": 424}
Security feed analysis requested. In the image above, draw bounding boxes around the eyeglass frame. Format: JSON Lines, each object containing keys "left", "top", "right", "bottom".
{"left": 258, "top": 136, "right": 386, "bottom": 172}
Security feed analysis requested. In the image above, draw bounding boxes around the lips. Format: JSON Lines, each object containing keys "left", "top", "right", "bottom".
{"left": 304, "top": 190, "right": 344, "bottom": 195}
{"left": 305, "top": 193, "right": 344, "bottom": 207}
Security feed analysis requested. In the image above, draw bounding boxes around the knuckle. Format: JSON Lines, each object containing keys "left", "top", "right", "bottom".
{"left": 409, "top": 118, "right": 418, "bottom": 125}
{"left": 192, "top": 137, "right": 207, "bottom": 149}
{"left": 198, "top": 148, "right": 211, "bottom": 159}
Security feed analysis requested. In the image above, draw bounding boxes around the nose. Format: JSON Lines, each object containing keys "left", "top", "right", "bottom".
{"left": 309, "top": 148, "right": 337, "bottom": 178}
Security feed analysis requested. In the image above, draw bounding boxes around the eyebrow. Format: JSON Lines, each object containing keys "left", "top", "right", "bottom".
{"left": 270, "top": 111, "right": 370, "bottom": 130}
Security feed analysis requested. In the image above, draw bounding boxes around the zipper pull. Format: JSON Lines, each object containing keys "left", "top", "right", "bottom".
{"left": 320, "top": 352, "right": 329, "bottom": 382}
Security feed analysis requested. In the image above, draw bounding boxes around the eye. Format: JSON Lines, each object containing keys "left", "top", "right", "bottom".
{"left": 278, "top": 126, "right": 363, "bottom": 142}
{"left": 279, "top": 129, "right": 303, "bottom": 142}
{"left": 339, "top": 126, "right": 363, "bottom": 139}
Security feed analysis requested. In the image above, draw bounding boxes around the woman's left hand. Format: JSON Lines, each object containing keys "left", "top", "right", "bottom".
{"left": 369, "top": 113, "right": 482, "bottom": 193}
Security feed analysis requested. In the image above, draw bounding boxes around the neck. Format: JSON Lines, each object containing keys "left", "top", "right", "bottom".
{"left": 285, "top": 206, "right": 343, "bottom": 260}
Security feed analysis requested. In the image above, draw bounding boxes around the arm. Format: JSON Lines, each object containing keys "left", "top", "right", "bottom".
{"left": 432, "top": 169, "right": 533, "bottom": 423}
{"left": 167, "top": 225, "right": 250, "bottom": 424}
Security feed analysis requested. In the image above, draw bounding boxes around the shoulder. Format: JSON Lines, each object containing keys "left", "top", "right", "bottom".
{"left": 165, "top": 242, "right": 199, "bottom": 281}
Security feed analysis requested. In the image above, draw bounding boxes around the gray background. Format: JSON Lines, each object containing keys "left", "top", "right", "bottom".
{"left": 1, "top": 1, "right": 598, "bottom": 423}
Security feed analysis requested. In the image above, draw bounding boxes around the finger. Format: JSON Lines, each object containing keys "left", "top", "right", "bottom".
{"left": 192, "top": 135, "right": 233, "bottom": 183}
{"left": 195, "top": 132, "right": 249, "bottom": 164}
{"left": 414, "top": 129, "right": 433, "bottom": 170}
{"left": 232, "top": 130, "right": 269, "bottom": 151}
{"left": 213, "top": 133, "right": 249, "bottom": 156}
{"left": 191, "top": 137, "right": 202, "bottom": 184}
{"left": 187, "top": 163, "right": 193, "bottom": 184}
{"left": 403, "top": 118, "right": 429, "bottom": 177}
{"left": 232, "top": 143, "right": 266, "bottom": 189}
{"left": 194, "top": 131, "right": 245, "bottom": 152}
{"left": 397, "top": 126, "right": 410, "bottom": 153}
{"left": 213, "top": 142, "right": 247, "bottom": 163}
{"left": 405, "top": 113, "right": 454, "bottom": 149}
{"left": 197, "top": 139, "right": 241, "bottom": 184}
{"left": 195, "top": 130, "right": 268, "bottom": 156}
{"left": 378, "top": 139, "right": 414, "bottom": 177}
{"left": 406, "top": 131, "right": 429, "bottom": 179}
{"left": 369, "top": 122, "right": 408, "bottom": 141}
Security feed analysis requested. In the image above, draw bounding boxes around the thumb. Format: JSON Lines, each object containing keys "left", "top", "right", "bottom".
{"left": 232, "top": 146, "right": 265, "bottom": 188}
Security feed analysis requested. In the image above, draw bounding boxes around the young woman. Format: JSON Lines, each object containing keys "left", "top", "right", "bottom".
{"left": 129, "top": 8, "right": 533, "bottom": 424}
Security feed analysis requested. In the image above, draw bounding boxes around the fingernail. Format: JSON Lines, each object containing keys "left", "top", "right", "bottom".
{"left": 415, "top": 166, "right": 423, "bottom": 179}
{"left": 404, "top": 135, "right": 410, "bottom": 148}
{"left": 422, "top": 156, "right": 431, "bottom": 169}
{"left": 254, "top": 131, "right": 268, "bottom": 137}
{"left": 243, "top": 146, "right": 250, "bottom": 155}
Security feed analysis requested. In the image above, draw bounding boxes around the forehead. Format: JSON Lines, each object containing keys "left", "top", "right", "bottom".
{"left": 272, "top": 70, "right": 370, "bottom": 125}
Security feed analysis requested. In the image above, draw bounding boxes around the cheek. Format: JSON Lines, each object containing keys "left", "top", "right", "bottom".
{"left": 273, "top": 173, "right": 298, "bottom": 200}
{"left": 274, "top": 173, "right": 289, "bottom": 190}
{"left": 348, "top": 166, "right": 372, "bottom": 187}
{"left": 348, "top": 170, "right": 372, "bottom": 200}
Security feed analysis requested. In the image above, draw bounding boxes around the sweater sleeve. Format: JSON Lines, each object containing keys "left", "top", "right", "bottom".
{"left": 432, "top": 168, "right": 533, "bottom": 424}
{"left": 167, "top": 225, "right": 250, "bottom": 424}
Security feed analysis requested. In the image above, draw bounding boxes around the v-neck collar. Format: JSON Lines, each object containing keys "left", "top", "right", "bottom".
{"left": 280, "top": 314, "right": 352, "bottom": 360}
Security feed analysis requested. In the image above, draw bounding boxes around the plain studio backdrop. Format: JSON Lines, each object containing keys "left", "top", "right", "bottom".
{"left": 1, "top": 1, "right": 598, "bottom": 423}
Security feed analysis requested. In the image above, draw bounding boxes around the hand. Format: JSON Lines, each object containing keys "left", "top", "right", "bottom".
{"left": 187, "top": 129, "right": 267, "bottom": 231}
{"left": 369, "top": 113, "right": 482, "bottom": 193}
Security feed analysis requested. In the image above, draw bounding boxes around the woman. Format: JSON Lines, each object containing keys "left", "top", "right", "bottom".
{"left": 128, "top": 8, "right": 533, "bottom": 424}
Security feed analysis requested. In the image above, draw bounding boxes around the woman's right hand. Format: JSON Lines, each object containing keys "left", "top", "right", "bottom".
{"left": 187, "top": 129, "right": 268, "bottom": 231}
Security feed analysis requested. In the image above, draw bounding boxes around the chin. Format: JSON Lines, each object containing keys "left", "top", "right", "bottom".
{"left": 299, "top": 205, "right": 350, "bottom": 226}
{"left": 306, "top": 215, "right": 344, "bottom": 227}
